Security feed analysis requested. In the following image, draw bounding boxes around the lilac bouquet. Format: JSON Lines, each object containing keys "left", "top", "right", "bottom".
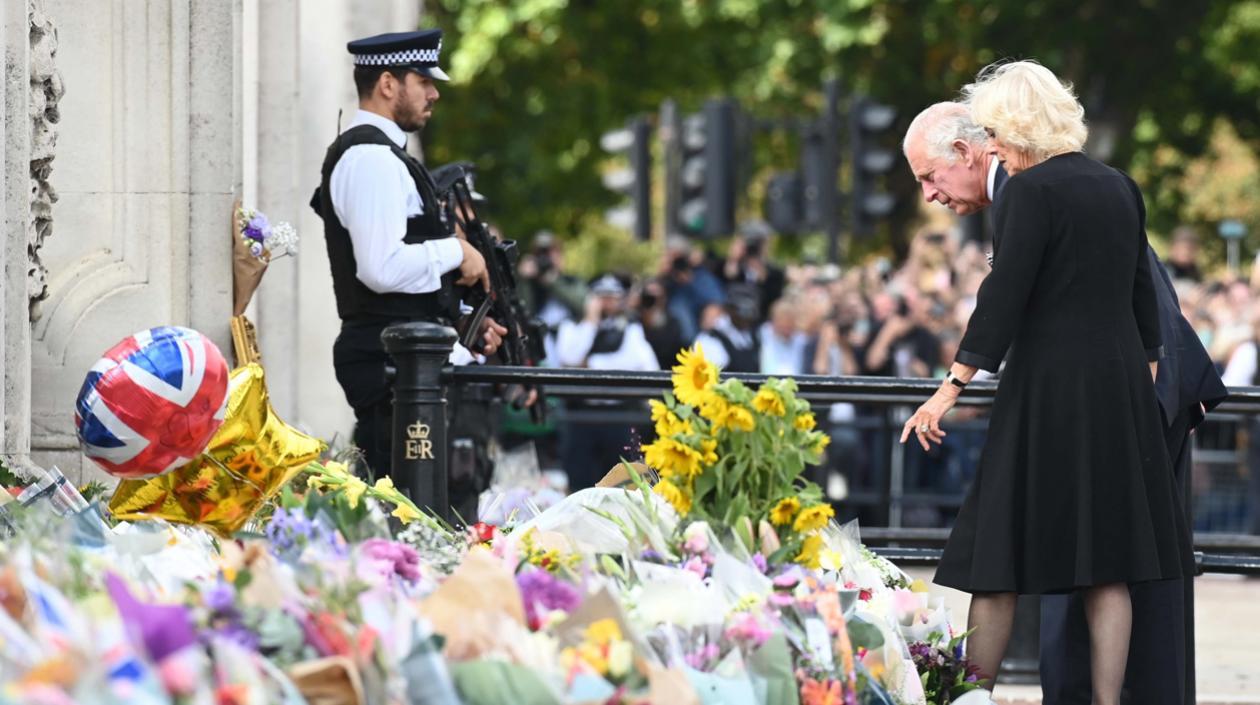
{"left": 237, "top": 206, "right": 298, "bottom": 261}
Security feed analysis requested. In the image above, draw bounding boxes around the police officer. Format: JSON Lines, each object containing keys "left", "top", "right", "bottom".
{"left": 313, "top": 29, "right": 506, "bottom": 483}
{"left": 554, "top": 274, "right": 658, "bottom": 489}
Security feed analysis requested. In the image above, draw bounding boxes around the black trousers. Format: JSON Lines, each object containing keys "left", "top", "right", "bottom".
{"left": 1039, "top": 409, "right": 1195, "bottom": 705}
{"left": 333, "top": 322, "right": 396, "bottom": 479}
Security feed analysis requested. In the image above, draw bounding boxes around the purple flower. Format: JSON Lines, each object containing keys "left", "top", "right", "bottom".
{"left": 202, "top": 580, "right": 236, "bottom": 615}
{"left": 358, "top": 538, "right": 422, "bottom": 584}
{"left": 515, "top": 568, "right": 581, "bottom": 630}
{"left": 751, "top": 553, "right": 768, "bottom": 574}
{"left": 210, "top": 622, "right": 260, "bottom": 652}
{"left": 248, "top": 213, "right": 270, "bottom": 235}
{"left": 640, "top": 549, "right": 665, "bottom": 563}
{"left": 106, "top": 573, "right": 198, "bottom": 663}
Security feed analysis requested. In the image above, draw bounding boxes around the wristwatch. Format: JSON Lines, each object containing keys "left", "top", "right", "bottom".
{"left": 945, "top": 372, "right": 967, "bottom": 390}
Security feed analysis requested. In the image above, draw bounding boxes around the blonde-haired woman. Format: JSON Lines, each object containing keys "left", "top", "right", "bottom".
{"left": 901, "top": 61, "right": 1191, "bottom": 705}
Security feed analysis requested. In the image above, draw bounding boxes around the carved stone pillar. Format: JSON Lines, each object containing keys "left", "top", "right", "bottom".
{"left": 27, "top": 0, "right": 62, "bottom": 319}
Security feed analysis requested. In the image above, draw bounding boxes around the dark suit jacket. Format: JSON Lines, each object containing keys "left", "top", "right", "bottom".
{"left": 991, "top": 163, "right": 1225, "bottom": 426}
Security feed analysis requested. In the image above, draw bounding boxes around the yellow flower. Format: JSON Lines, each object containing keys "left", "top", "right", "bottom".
{"left": 343, "top": 477, "right": 368, "bottom": 508}
{"left": 793, "top": 503, "right": 835, "bottom": 533}
{"left": 672, "top": 345, "right": 718, "bottom": 407}
{"left": 795, "top": 533, "right": 823, "bottom": 569}
{"left": 810, "top": 432, "right": 831, "bottom": 454}
{"left": 373, "top": 476, "right": 395, "bottom": 493}
{"left": 699, "top": 438, "right": 718, "bottom": 466}
{"left": 654, "top": 478, "right": 692, "bottom": 516}
{"left": 586, "top": 618, "right": 623, "bottom": 645}
{"left": 390, "top": 501, "right": 422, "bottom": 525}
{"left": 323, "top": 461, "right": 352, "bottom": 478}
{"left": 752, "top": 388, "right": 786, "bottom": 417}
{"left": 697, "top": 391, "right": 727, "bottom": 421}
{"left": 794, "top": 412, "right": 817, "bottom": 431}
{"left": 819, "top": 548, "right": 844, "bottom": 571}
{"left": 770, "top": 497, "right": 801, "bottom": 526}
{"left": 709, "top": 402, "right": 755, "bottom": 433}
{"left": 642, "top": 438, "right": 702, "bottom": 479}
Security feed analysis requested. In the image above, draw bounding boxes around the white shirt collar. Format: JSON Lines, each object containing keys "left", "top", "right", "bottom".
{"left": 347, "top": 109, "right": 407, "bottom": 149}
{"left": 985, "top": 155, "right": 999, "bottom": 202}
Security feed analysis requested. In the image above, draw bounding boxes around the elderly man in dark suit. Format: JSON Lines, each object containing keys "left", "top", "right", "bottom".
{"left": 904, "top": 101, "right": 1227, "bottom": 705}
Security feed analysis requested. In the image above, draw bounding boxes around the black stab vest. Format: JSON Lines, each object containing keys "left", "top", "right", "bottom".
{"left": 316, "top": 125, "right": 457, "bottom": 324}
{"left": 709, "top": 328, "right": 760, "bottom": 373}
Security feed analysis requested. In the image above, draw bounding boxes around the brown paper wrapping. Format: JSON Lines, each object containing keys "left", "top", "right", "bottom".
{"left": 231, "top": 198, "right": 270, "bottom": 317}
{"left": 418, "top": 547, "right": 531, "bottom": 662}
{"left": 287, "top": 656, "right": 365, "bottom": 705}
{"left": 109, "top": 364, "right": 325, "bottom": 537}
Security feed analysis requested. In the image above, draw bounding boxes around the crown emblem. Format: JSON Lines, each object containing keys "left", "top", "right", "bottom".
{"left": 407, "top": 421, "right": 430, "bottom": 440}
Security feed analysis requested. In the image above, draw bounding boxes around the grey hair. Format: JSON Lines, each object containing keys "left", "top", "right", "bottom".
{"left": 902, "top": 102, "right": 989, "bottom": 162}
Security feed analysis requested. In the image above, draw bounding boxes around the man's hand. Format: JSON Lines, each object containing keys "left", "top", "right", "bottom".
{"left": 457, "top": 239, "right": 490, "bottom": 291}
{"left": 583, "top": 294, "right": 603, "bottom": 324}
{"left": 480, "top": 316, "right": 508, "bottom": 356}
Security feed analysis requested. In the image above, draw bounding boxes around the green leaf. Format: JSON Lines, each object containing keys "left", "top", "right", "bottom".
{"left": 845, "top": 619, "right": 885, "bottom": 651}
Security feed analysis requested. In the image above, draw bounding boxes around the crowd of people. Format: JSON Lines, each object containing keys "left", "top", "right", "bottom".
{"left": 517, "top": 218, "right": 1258, "bottom": 532}
{"left": 524, "top": 221, "right": 1260, "bottom": 392}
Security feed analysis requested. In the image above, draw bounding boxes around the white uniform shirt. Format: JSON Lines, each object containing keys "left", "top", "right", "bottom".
{"left": 330, "top": 109, "right": 464, "bottom": 293}
{"left": 330, "top": 109, "right": 478, "bottom": 364}
{"left": 555, "top": 318, "right": 659, "bottom": 371}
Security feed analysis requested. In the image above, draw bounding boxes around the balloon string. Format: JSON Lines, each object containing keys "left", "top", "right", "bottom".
{"left": 201, "top": 453, "right": 269, "bottom": 496}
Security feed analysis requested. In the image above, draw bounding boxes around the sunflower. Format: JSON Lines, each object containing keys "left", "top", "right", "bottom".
{"left": 697, "top": 391, "right": 728, "bottom": 423}
{"left": 672, "top": 345, "right": 718, "bottom": 407}
{"left": 709, "top": 400, "right": 756, "bottom": 433}
{"left": 699, "top": 438, "right": 718, "bottom": 466}
{"left": 752, "top": 387, "right": 786, "bottom": 417}
{"left": 793, "top": 503, "right": 835, "bottom": 533}
{"left": 810, "top": 432, "right": 831, "bottom": 454}
{"left": 794, "top": 411, "right": 817, "bottom": 431}
{"left": 795, "top": 533, "right": 824, "bottom": 569}
{"left": 641, "top": 437, "right": 702, "bottom": 479}
{"left": 770, "top": 497, "right": 801, "bottom": 526}
{"left": 654, "top": 478, "right": 692, "bottom": 516}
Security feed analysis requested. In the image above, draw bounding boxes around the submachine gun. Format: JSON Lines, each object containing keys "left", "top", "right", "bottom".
{"left": 432, "top": 165, "right": 547, "bottom": 423}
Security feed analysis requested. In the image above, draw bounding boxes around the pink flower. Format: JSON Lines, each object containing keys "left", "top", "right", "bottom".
{"left": 357, "top": 538, "right": 422, "bottom": 584}
{"left": 682, "top": 555, "right": 707, "bottom": 578}
{"left": 157, "top": 648, "right": 200, "bottom": 695}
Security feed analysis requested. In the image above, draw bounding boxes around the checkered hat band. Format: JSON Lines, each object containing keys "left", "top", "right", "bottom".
{"left": 353, "top": 48, "right": 440, "bottom": 66}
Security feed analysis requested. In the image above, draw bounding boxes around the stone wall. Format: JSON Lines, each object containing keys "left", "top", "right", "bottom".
{"left": 2, "top": 0, "right": 424, "bottom": 481}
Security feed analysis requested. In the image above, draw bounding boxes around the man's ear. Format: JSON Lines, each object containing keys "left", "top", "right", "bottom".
{"left": 953, "top": 139, "right": 973, "bottom": 166}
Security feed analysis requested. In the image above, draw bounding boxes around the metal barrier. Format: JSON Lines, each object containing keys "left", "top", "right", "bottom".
{"left": 381, "top": 321, "right": 1260, "bottom": 578}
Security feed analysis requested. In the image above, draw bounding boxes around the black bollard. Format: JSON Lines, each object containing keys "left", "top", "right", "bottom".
{"left": 382, "top": 322, "right": 457, "bottom": 522}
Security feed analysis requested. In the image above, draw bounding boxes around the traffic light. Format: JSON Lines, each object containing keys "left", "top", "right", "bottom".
{"left": 675, "top": 98, "right": 737, "bottom": 238}
{"left": 600, "top": 117, "right": 652, "bottom": 240}
{"left": 848, "top": 96, "right": 897, "bottom": 237}
{"left": 763, "top": 171, "right": 804, "bottom": 236}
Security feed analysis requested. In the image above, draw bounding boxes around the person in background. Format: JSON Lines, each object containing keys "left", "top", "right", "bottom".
{"left": 759, "top": 298, "right": 807, "bottom": 375}
{"left": 634, "top": 277, "right": 687, "bottom": 370}
{"left": 1165, "top": 227, "right": 1203, "bottom": 283}
{"left": 719, "top": 223, "right": 786, "bottom": 321}
{"left": 554, "top": 274, "right": 659, "bottom": 489}
{"left": 518, "top": 231, "right": 586, "bottom": 331}
{"left": 695, "top": 284, "right": 761, "bottom": 373}
{"left": 662, "top": 236, "right": 726, "bottom": 343}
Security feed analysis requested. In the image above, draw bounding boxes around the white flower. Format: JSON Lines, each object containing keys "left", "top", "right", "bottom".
{"left": 607, "top": 639, "right": 634, "bottom": 678}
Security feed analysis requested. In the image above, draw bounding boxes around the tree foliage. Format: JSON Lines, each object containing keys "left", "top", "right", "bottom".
{"left": 423, "top": 0, "right": 1260, "bottom": 258}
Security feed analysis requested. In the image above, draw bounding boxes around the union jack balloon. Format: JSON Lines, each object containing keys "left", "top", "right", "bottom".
{"left": 75, "top": 327, "right": 230, "bottom": 479}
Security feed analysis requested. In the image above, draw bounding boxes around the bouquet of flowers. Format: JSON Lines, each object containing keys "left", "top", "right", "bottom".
{"left": 232, "top": 204, "right": 299, "bottom": 316}
{"left": 907, "top": 630, "right": 987, "bottom": 705}
{"left": 639, "top": 345, "right": 834, "bottom": 569}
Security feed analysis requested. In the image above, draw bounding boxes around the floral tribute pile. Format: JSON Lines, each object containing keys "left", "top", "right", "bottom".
{"left": 0, "top": 347, "right": 985, "bottom": 705}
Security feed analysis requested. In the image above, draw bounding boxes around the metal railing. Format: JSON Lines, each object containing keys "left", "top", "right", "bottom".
{"left": 382, "top": 321, "right": 1260, "bottom": 576}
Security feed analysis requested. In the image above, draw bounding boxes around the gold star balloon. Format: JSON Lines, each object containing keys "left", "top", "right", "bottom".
{"left": 110, "top": 363, "right": 326, "bottom": 536}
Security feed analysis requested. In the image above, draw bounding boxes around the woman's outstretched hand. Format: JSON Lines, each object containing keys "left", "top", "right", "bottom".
{"left": 900, "top": 390, "right": 959, "bottom": 451}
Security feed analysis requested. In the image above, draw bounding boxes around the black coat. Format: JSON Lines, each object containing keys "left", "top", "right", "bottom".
{"left": 935, "top": 152, "right": 1194, "bottom": 594}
